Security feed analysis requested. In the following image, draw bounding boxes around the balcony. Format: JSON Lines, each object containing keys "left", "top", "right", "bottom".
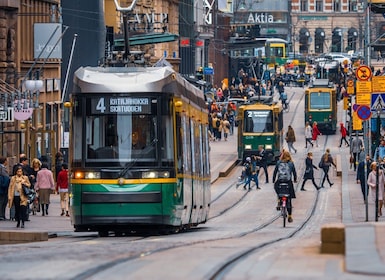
{"left": 0, "top": 0, "right": 19, "bottom": 9}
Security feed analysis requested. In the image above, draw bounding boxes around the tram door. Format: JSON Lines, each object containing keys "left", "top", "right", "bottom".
{"left": 32, "top": 130, "right": 56, "bottom": 171}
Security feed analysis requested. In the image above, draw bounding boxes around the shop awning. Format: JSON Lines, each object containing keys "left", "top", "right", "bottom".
{"left": 114, "top": 32, "right": 179, "bottom": 47}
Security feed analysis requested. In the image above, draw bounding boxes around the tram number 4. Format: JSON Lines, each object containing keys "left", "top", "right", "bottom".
{"left": 96, "top": 98, "right": 107, "bottom": 113}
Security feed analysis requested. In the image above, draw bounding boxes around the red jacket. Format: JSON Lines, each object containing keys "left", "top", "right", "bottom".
{"left": 312, "top": 125, "right": 321, "bottom": 140}
{"left": 340, "top": 125, "right": 347, "bottom": 137}
{"left": 57, "top": 169, "right": 69, "bottom": 191}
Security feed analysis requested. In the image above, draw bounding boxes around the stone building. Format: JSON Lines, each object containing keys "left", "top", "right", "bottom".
{"left": 0, "top": 0, "right": 62, "bottom": 168}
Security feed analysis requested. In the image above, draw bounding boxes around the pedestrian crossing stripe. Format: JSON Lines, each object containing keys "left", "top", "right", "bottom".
{"left": 371, "top": 93, "right": 385, "bottom": 112}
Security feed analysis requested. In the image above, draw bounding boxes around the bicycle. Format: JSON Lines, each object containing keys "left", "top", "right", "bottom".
{"left": 282, "top": 99, "right": 290, "bottom": 112}
{"left": 279, "top": 194, "right": 290, "bottom": 227}
{"left": 276, "top": 182, "right": 291, "bottom": 227}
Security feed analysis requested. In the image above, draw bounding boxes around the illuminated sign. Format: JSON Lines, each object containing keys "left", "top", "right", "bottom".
{"left": 247, "top": 13, "right": 274, "bottom": 24}
{"left": 91, "top": 97, "right": 151, "bottom": 114}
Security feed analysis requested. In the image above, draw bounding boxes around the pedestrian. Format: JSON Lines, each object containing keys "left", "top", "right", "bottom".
{"left": 305, "top": 121, "right": 313, "bottom": 148}
{"left": 256, "top": 145, "right": 269, "bottom": 183}
{"left": 34, "top": 163, "right": 55, "bottom": 216}
{"left": 285, "top": 125, "right": 297, "bottom": 153}
{"left": 0, "top": 157, "right": 10, "bottom": 220}
{"left": 251, "top": 155, "right": 260, "bottom": 189}
{"left": 242, "top": 157, "right": 253, "bottom": 190}
{"left": 339, "top": 123, "right": 349, "bottom": 147}
{"left": 319, "top": 148, "right": 336, "bottom": 188}
{"left": 30, "top": 158, "right": 42, "bottom": 189}
{"left": 8, "top": 166, "right": 31, "bottom": 228}
{"left": 272, "top": 150, "right": 297, "bottom": 223}
{"left": 221, "top": 116, "right": 231, "bottom": 141}
{"left": 367, "top": 162, "right": 384, "bottom": 217}
{"left": 301, "top": 152, "right": 320, "bottom": 191}
{"left": 350, "top": 134, "right": 363, "bottom": 171}
{"left": 356, "top": 154, "right": 372, "bottom": 202}
{"left": 57, "top": 163, "right": 69, "bottom": 217}
{"left": 312, "top": 122, "right": 321, "bottom": 147}
{"left": 377, "top": 50, "right": 382, "bottom": 62}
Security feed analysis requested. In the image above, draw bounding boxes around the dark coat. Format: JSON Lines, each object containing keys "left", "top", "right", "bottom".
{"left": 303, "top": 157, "right": 318, "bottom": 180}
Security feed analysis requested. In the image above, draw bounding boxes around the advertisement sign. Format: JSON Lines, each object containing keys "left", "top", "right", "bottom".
{"left": 34, "top": 23, "right": 62, "bottom": 59}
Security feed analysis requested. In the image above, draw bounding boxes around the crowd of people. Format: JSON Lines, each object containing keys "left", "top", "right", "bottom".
{"left": 234, "top": 116, "right": 385, "bottom": 222}
{"left": 0, "top": 152, "right": 69, "bottom": 229}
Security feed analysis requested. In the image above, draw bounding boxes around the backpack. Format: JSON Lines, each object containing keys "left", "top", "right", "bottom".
{"left": 216, "top": 119, "right": 220, "bottom": 127}
{"left": 277, "top": 162, "right": 291, "bottom": 181}
{"left": 318, "top": 159, "right": 323, "bottom": 168}
{"left": 244, "top": 163, "right": 252, "bottom": 176}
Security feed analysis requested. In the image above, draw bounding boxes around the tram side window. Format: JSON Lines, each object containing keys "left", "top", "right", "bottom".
{"left": 309, "top": 92, "right": 331, "bottom": 110}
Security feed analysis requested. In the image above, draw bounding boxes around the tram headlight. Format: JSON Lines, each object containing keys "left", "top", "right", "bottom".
{"left": 142, "top": 171, "right": 170, "bottom": 179}
{"left": 265, "top": 144, "right": 273, "bottom": 150}
{"left": 85, "top": 172, "right": 101, "bottom": 179}
{"left": 244, "top": 144, "right": 252, "bottom": 150}
{"left": 74, "top": 171, "right": 101, "bottom": 179}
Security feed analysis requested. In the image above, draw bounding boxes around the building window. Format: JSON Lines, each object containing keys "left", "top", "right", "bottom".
{"left": 349, "top": 0, "right": 357, "bottom": 12}
{"left": 301, "top": 0, "right": 308, "bottom": 12}
{"left": 315, "top": 28, "right": 325, "bottom": 54}
{"left": 316, "top": 0, "right": 323, "bottom": 12}
{"left": 334, "top": 0, "right": 340, "bottom": 12}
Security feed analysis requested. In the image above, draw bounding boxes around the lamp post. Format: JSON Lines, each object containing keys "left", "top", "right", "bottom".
{"left": 375, "top": 101, "right": 382, "bottom": 222}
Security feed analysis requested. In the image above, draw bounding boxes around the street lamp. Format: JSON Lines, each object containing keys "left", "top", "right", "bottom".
{"left": 375, "top": 100, "right": 382, "bottom": 221}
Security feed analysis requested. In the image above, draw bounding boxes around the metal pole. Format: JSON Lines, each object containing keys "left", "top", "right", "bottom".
{"left": 61, "top": 34, "right": 78, "bottom": 104}
{"left": 364, "top": 0, "right": 371, "bottom": 65}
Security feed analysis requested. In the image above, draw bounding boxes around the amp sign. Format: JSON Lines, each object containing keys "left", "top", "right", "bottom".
{"left": 0, "top": 108, "right": 14, "bottom": 122}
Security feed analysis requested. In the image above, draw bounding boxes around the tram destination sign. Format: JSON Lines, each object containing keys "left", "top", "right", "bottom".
{"left": 91, "top": 97, "right": 151, "bottom": 114}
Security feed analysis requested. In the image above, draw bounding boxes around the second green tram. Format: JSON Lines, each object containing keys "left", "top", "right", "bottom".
{"left": 304, "top": 79, "right": 337, "bottom": 134}
{"left": 237, "top": 96, "right": 283, "bottom": 163}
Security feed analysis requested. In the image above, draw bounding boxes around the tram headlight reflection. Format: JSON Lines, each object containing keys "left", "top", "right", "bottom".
{"left": 142, "top": 171, "right": 170, "bottom": 179}
{"left": 85, "top": 172, "right": 101, "bottom": 179}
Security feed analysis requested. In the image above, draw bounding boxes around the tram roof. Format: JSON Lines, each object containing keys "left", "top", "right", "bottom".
{"left": 309, "top": 79, "right": 334, "bottom": 88}
{"left": 249, "top": 95, "right": 276, "bottom": 105}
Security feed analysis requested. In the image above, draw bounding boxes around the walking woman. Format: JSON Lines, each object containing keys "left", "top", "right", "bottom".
{"left": 320, "top": 148, "right": 336, "bottom": 188}
{"left": 305, "top": 122, "right": 313, "bottom": 148}
{"left": 312, "top": 122, "right": 321, "bottom": 147}
{"left": 286, "top": 125, "right": 297, "bottom": 153}
{"left": 34, "top": 163, "right": 55, "bottom": 216}
{"left": 367, "top": 162, "right": 385, "bottom": 217}
{"left": 301, "top": 152, "right": 320, "bottom": 191}
{"left": 8, "top": 166, "right": 31, "bottom": 228}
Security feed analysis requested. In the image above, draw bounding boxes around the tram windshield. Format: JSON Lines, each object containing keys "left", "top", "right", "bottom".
{"left": 309, "top": 92, "right": 331, "bottom": 110}
{"left": 72, "top": 96, "right": 174, "bottom": 166}
{"left": 244, "top": 110, "right": 273, "bottom": 133}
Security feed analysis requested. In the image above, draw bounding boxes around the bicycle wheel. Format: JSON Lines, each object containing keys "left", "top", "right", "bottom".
{"left": 281, "top": 205, "right": 287, "bottom": 227}
{"left": 283, "top": 102, "right": 290, "bottom": 113}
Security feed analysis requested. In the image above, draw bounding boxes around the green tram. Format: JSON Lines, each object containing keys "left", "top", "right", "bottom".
{"left": 304, "top": 79, "right": 337, "bottom": 134}
{"left": 69, "top": 66, "right": 210, "bottom": 235}
{"left": 237, "top": 96, "right": 283, "bottom": 164}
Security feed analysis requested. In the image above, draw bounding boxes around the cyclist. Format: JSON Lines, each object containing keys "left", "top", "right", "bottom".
{"left": 272, "top": 150, "right": 297, "bottom": 223}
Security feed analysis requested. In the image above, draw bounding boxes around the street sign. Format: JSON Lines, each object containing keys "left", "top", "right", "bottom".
{"left": 0, "top": 108, "right": 14, "bottom": 122}
{"left": 372, "top": 76, "right": 385, "bottom": 92}
{"left": 356, "top": 92, "right": 371, "bottom": 106}
{"left": 370, "top": 93, "right": 385, "bottom": 112}
{"left": 356, "top": 105, "right": 372, "bottom": 120}
{"left": 347, "top": 79, "right": 354, "bottom": 87}
{"left": 356, "top": 81, "right": 372, "bottom": 93}
{"left": 356, "top": 65, "right": 372, "bottom": 81}
{"left": 353, "top": 111, "right": 363, "bottom": 130}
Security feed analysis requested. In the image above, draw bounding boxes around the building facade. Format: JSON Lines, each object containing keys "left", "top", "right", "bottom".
{"left": 0, "top": 0, "right": 62, "bottom": 168}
